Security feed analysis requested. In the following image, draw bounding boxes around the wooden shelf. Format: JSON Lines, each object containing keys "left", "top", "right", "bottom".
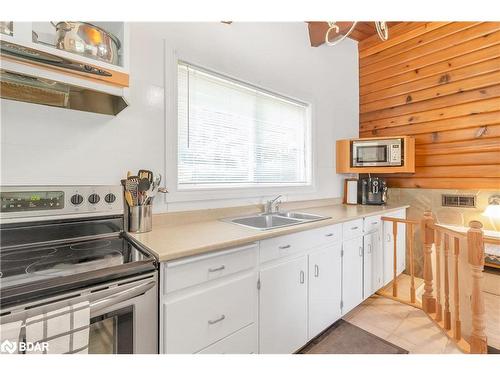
{"left": 336, "top": 136, "right": 416, "bottom": 174}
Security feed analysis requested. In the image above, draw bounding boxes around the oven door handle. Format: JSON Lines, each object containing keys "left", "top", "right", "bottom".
{"left": 90, "top": 281, "right": 156, "bottom": 314}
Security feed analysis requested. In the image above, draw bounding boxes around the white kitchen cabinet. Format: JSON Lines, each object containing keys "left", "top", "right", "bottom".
{"left": 259, "top": 255, "right": 308, "bottom": 354}
{"left": 341, "top": 236, "right": 364, "bottom": 315}
{"left": 161, "top": 244, "right": 258, "bottom": 354}
{"left": 363, "top": 231, "right": 383, "bottom": 297}
{"left": 383, "top": 208, "right": 407, "bottom": 285}
{"left": 308, "top": 243, "right": 342, "bottom": 339}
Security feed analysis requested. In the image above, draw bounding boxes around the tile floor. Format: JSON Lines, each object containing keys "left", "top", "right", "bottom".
{"left": 343, "top": 295, "right": 463, "bottom": 354}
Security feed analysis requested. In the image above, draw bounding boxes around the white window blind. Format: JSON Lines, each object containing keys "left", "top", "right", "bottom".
{"left": 177, "top": 62, "right": 311, "bottom": 189}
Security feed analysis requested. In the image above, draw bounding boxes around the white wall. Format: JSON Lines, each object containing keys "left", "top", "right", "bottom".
{"left": 0, "top": 22, "right": 359, "bottom": 212}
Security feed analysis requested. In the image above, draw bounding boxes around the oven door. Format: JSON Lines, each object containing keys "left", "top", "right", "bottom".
{"left": 0, "top": 272, "right": 157, "bottom": 354}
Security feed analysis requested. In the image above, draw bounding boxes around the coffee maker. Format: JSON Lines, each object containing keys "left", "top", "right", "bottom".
{"left": 358, "top": 176, "right": 387, "bottom": 205}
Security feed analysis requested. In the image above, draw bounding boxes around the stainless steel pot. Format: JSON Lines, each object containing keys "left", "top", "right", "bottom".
{"left": 52, "top": 22, "right": 121, "bottom": 65}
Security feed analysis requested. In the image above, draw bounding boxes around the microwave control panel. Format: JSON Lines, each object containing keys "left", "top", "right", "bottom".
{"left": 390, "top": 144, "right": 401, "bottom": 163}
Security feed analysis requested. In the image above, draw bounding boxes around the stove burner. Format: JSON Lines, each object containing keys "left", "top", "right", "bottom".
{"left": 0, "top": 247, "right": 58, "bottom": 262}
{"left": 70, "top": 240, "right": 112, "bottom": 251}
{"left": 25, "top": 248, "right": 123, "bottom": 276}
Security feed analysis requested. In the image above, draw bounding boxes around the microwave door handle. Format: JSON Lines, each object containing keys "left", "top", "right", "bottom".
{"left": 90, "top": 281, "right": 156, "bottom": 314}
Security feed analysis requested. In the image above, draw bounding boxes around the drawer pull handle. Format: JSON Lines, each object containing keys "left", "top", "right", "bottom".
{"left": 325, "top": 233, "right": 334, "bottom": 237}
{"left": 279, "top": 244, "right": 291, "bottom": 250}
{"left": 368, "top": 244, "right": 372, "bottom": 254}
{"left": 208, "top": 265, "right": 225, "bottom": 272}
{"left": 314, "top": 264, "right": 320, "bottom": 277}
{"left": 208, "top": 315, "right": 226, "bottom": 325}
{"left": 300, "top": 270, "right": 305, "bottom": 284}
{"left": 372, "top": 222, "right": 378, "bottom": 225}
{"left": 351, "top": 226, "right": 359, "bottom": 230}
{"left": 359, "top": 246, "right": 363, "bottom": 257}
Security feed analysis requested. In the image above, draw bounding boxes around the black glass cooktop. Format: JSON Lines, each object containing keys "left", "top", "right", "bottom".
{"left": 0, "top": 237, "right": 150, "bottom": 289}
{"left": 0, "top": 216, "right": 156, "bottom": 307}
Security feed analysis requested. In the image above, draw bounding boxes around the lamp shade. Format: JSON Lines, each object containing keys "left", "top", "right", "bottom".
{"left": 482, "top": 203, "right": 500, "bottom": 219}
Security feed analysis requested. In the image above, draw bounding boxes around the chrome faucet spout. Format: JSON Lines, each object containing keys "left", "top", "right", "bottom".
{"left": 265, "top": 195, "right": 283, "bottom": 214}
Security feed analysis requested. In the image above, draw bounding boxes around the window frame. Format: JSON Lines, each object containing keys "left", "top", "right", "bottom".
{"left": 165, "top": 49, "right": 317, "bottom": 203}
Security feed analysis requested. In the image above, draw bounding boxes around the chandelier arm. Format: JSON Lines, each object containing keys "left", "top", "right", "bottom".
{"left": 375, "top": 21, "right": 389, "bottom": 41}
{"left": 325, "top": 21, "right": 358, "bottom": 46}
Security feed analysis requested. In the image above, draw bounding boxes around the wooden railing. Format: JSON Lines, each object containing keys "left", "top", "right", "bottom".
{"left": 379, "top": 210, "right": 488, "bottom": 354}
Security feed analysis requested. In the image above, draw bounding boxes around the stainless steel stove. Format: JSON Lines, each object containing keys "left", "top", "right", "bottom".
{"left": 0, "top": 186, "right": 158, "bottom": 354}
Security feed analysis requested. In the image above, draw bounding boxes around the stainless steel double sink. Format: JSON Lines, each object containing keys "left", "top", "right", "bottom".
{"left": 223, "top": 211, "right": 331, "bottom": 230}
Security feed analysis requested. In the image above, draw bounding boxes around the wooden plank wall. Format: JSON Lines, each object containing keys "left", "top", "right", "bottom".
{"left": 358, "top": 22, "right": 500, "bottom": 189}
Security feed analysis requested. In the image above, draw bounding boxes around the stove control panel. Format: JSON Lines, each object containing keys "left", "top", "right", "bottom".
{"left": 0, "top": 186, "right": 124, "bottom": 222}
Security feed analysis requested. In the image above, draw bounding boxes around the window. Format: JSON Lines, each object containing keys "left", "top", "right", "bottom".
{"left": 177, "top": 62, "right": 312, "bottom": 190}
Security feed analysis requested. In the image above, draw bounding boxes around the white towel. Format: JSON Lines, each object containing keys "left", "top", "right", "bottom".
{"left": 25, "top": 301, "right": 90, "bottom": 354}
{"left": 0, "top": 320, "right": 22, "bottom": 354}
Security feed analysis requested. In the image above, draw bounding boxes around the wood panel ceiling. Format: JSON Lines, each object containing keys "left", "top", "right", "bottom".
{"left": 308, "top": 22, "right": 401, "bottom": 46}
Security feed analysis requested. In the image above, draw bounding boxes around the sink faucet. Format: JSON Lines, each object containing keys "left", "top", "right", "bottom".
{"left": 265, "top": 195, "right": 282, "bottom": 214}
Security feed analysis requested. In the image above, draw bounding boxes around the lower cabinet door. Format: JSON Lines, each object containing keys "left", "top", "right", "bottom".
{"left": 342, "top": 236, "right": 364, "bottom": 315}
{"left": 308, "top": 243, "right": 342, "bottom": 339}
{"left": 259, "top": 256, "right": 308, "bottom": 354}
{"left": 363, "top": 233, "right": 373, "bottom": 299}
{"left": 164, "top": 273, "right": 255, "bottom": 353}
{"left": 363, "top": 231, "right": 383, "bottom": 297}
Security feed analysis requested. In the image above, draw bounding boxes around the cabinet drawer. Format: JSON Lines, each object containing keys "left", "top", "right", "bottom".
{"left": 197, "top": 324, "right": 257, "bottom": 354}
{"left": 342, "top": 219, "right": 364, "bottom": 240}
{"left": 259, "top": 224, "right": 342, "bottom": 263}
{"left": 364, "top": 215, "right": 381, "bottom": 233}
{"left": 164, "top": 273, "right": 256, "bottom": 353}
{"left": 164, "top": 243, "right": 257, "bottom": 294}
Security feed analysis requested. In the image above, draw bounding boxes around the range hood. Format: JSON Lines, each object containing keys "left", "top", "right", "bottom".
{"left": 0, "top": 41, "right": 128, "bottom": 115}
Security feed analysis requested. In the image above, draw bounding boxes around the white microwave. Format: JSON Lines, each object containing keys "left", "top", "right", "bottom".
{"left": 351, "top": 138, "right": 403, "bottom": 167}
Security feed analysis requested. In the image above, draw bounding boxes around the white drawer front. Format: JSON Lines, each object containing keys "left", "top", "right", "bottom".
{"left": 164, "top": 273, "right": 256, "bottom": 354}
{"left": 311, "top": 224, "right": 342, "bottom": 244}
{"left": 165, "top": 244, "right": 257, "bottom": 294}
{"left": 343, "top": 219, "right": 364, "bottom": 240}
{"left": 364, "top": 215, "right": 381, "bottom": 233}
{"left": 197, "top": 324, "right": 257, "bottom": 354}
{"left": 259, "top": 224, "right": 342, "bottom": 263}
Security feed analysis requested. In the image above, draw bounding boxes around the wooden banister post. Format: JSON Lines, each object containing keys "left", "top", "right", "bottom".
{"left": 443, "top": 234, "right": 452, "bottom": 330}
{"left": 435, "top": 230, "right": 443, "bottom": 322}
{"left": 392, "top": 221, "right": 398, "bottom": 297}
{"left": 409, "top": 224, "right": 416, "bottom": 304}
{"left": 467, "top": 220, "right": 487, "bottom": 354}
{"left": 453, "top": 237, "right": 461, "bottom": 341}
{"left": 421, "top": 210, "right": 436, "bottom": 314}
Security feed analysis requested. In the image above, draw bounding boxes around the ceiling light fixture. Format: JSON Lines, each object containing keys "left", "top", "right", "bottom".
{"left": 325, "top": 21, "right": 389, "bottom": 46}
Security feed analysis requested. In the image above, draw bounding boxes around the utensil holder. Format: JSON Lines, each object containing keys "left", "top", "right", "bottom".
{"left": 129, "top": 204, "right": 152, "bottom": 233}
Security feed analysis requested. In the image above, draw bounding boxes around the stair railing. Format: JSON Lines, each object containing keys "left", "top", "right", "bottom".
{"left": 380, "top": 210, "right": 488, "bottom": 354}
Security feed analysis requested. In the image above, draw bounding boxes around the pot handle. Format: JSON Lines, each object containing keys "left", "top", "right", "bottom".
{"left": 50, "top": 21, "right": 72, "bottom": 31}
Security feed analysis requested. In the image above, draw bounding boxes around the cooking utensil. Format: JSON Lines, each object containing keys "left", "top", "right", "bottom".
{"left": 51, "top": 21, "right": 121, "bottom": 65}
{"left": 137, "top": 178, "right": 151, "bottom": 205}
{"left": 125, "top": 176, "right": 139, "bottom": 206}
{"left": 124, "top": 190, "right": 134, "bottom": 207}
{"left": 138, "top": 169, "right": 153, "bottom": 184}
